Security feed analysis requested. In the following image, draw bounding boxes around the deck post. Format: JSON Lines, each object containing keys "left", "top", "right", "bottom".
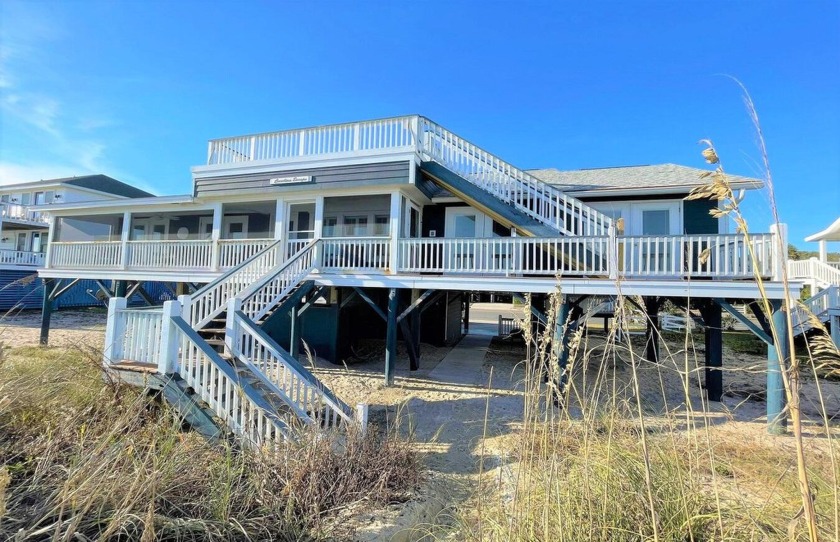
{"left": 39, "top": 278, "right": 57, "bottom": 346}
{"left": 178, "top": 294, "right": 192, "bottom": 325}
{"left": 158, "top": 300, "right": 181, "bottom": 374}
{"left": 210, "top": 201, "right": 223, "bottom": 271}
{"left": 385, "top": 288, "right": 399, "bottom": 386}
{"left": 767, "top": 300, "right": 789, "bottom": 434}
{"left": 644, "top": 297, "right": 661, "bottom": 362}
{"left": 769, "top": 222, "right": 788, "bottom": 282}
{"left": 289, "top": 302, "right": 301, "bottom": 361}
{"left": 103, "top": 296, "right": 127, "bottom": 364}
{"left": 608, "top": 224, "right": 618, "bottom": 280}
{"left": 225, "top": 297, "right": 243, "bottom": 358}
{"left": 831, "top": 313, "right": 840, "bottom": 348}
{"left": 553, "top": 296, "right": 572, "bottom": 398}
{"left": 44, "top": 215, "right": 56, "bottom": 269}
{"left": 388, "top": 192, "right": 402, "bottom": 273}
{"left": 702, "top": 302, "right": 723, "bottom": 401}
{"left": 119, "top": 211, "right": 131, "bottom": 269}
{"left": 463, "top": 294, "right": 470, "bottom": 335}
{"left": 114, "top": 280, "right": 128, "bottom": 298}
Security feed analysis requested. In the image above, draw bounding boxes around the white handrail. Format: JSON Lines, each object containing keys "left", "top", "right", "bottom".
{"left": 320, "top": 237, "right": 390, "bottom": 272}
{"left": 171, "top": 316, "right": 290, "bottom": 446}
{"left": 238, "top": 239, "right": 318, "bottom": 323}
{"left": 788, "top": 258, "right": 840, "bottom": 287}
{"left": 0, "top": 202, "right": 49, "bottom": 224}
{"left": 417, "top": 117, "right": 613, "bottom": 237}
{"left": 229, "top": 310, "right": 354, "bottom": 428}
{"left": 190, "top": 239, "right": 284, "bottom": 328}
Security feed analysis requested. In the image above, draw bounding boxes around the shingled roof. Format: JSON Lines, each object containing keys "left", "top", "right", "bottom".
{"left": 59, "top": 174, "right": 154, "bottom": 198}
{"left": 527, "top": 164, "right": 763, "bottom": 195}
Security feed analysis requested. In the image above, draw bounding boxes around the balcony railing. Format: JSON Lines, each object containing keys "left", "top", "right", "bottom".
{"left": 0, "top": 202, "right": 50, "bottom": 224}
{"left": 46, "top": 233, "right": 779, "bottom": 281}
{"left": 0, "top": 249, "right": 46, "bottom": 267}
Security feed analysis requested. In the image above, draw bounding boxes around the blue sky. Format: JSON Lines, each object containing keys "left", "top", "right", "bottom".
{"left": 1, "top": 0, "right": 838, "bottom": 248}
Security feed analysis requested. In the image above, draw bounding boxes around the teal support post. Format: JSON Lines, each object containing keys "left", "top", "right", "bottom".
{"left": 289, "top": 303, "right": 300, "bottom": 360}
{"left": 114, "top": 280, "right": 128, "bottom": 298}
{"left": 40, "top": 278, "right": 57, "bottom": 346}
{"left": 385, "top": 288, "right": 399, "bottom": 386}
{"left": 644, "top": 297, "right": 661, "bottom": 362}
{"left": 768, "top": 300, "right": 789, "bottom": 434}
{"left": 702, "top": 302, "right": 723, "bottom": 402}
{"left": 463, "top": 295, "right": 470, "bottom": 335}
{"left": 553, "top": 297, "right": 572, "bottom": 397}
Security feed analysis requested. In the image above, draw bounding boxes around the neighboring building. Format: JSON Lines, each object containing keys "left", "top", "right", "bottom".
{"left": 34, "top": 116, "right": 802, "bottom": 440}
{"left": 0, "top": 175, "right": 154, "bottom": 310}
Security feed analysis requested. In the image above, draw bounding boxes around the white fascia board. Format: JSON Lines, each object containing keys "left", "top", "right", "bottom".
{"left": 31, "top": 194, "right": 195, "bottom": 213}
{"left": 39, "top": 268, "right": 219, "bottom": 283}
{"left": 311, "top": 273, "right": 793, "bottom": 300}
{"left": 198, "top": 184, "right": 410, "bottom": 203}
{"left": 192, "top": 150, "right": 418, "bottom": 180}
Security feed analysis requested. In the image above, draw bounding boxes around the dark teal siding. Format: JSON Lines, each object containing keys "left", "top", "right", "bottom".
{"left": 683, "top": 199, "right": 719, "bottom": 234}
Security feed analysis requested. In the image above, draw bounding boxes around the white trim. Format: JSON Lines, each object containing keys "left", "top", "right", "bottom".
{"left": 31, "top": 194, "right": 195, "bottom": 213}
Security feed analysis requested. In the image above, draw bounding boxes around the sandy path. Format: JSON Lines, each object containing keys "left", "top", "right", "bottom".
{"left": 0, "top": 309, "right": 106, "bottom": 349}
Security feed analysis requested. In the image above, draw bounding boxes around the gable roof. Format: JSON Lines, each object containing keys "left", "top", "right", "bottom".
{"left": 0, "top": 174, "right": 154, "bottom": 198}
{"left": 527, "top": 164, "right": 763, "bottom": 196}
{"left": 60, "top": 174, "right": 154, "bottom": 198}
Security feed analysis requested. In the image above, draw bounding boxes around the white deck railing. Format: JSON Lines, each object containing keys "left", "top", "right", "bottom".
{"left": 48, "top": 239, "right": 277, "bottom": 272}
{"left": 207, "top": 117, "right": 418, "bottom": 164}
{"left": 618, "top": 234, "right": 774, "bottom": 278}
{"left": 48, "top": 233, "right": 779, "bottom": 281}
{"left": 204, "top": 115, "right": 613, "bottom": 238}
{"left": 127, "top": 240, "right": 213, "bottom": 269}
{"left": 0, "top": 202, "right": 49, "bottom": 224}
{"left": 50, "top": 241, "right": 122, "bottom": 268}
{"left": 398, "top": 236, "right": 610, "bottom": 275}
{"left": 320, "top": 237, "right": 390, "bottom": 272}
{"left": 0, "top": 249, "right": 45, "bottom": 267}
{"left": 218, "top": 238, "right": 275, "bottom": 268}
{"left": 103, "top": 301, "right": 164, "bottom": 366}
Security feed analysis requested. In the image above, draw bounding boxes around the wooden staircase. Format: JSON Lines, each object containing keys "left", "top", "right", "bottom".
{"left": 105, "top": 239, "right": 356, "bottom": 446}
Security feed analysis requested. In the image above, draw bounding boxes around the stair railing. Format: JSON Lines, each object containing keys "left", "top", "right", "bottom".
{"left": 237, "top": 239, "right": 319, "bottom": 323}
{"left": 788, "top": 258, "right": 840, "bottom": 288}
{"left": 226, "top": 305, "right": 355, "bottom": 428}
{"left": 189, "top": 239, "right": 285, "bottom": 328}
{"left": 417, "top": 117, "right": 613, "bottom": 237}
{"left": 170, "top": 315, "right": 291, "bottom": 446}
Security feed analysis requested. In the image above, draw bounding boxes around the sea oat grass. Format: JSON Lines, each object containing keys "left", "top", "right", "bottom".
{"left": 0, "top": 345, "right": 420, "bottom": 541}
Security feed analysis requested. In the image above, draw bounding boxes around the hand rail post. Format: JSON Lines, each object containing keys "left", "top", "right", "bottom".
{"left": 225, "top": 297, "right": 243, "bottom": 356}
{"left": 103, "top": 297, "right": 128, "bottom": 366}
{"left": 178, "top": 294, "right": 192, "bottom": 326}
{"left": 608, "top": 224, "right": 618, "bottom": 280}
{"left": 119, "top": 211, "right": 131, "bottom": 270}
{"left": 158, "top": 300, "right": 181, "bottom": 374}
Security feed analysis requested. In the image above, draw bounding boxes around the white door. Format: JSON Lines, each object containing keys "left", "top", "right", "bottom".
{"left": 630, "top": 202, "right": 680, "bottom": 273}
{"left": 445, "top": 207, "right": 491, "bottom": 271}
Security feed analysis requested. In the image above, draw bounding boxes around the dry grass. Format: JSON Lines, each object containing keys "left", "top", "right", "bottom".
{"left": 0, "top": 344, "right": 421, "bottom": 541}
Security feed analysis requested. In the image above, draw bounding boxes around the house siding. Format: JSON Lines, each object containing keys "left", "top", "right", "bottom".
{"left": 194, "top": 161, "right": 411, "bottom": 197}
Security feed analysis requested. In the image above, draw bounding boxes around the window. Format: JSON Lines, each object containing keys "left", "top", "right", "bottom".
{"left": 343, "top": 216, "right": 368, "bottom": 236}
{"left": 373, "top": 215, "right": 389, "bottom": 236}
{"left": 323, "top": 217, "right": 337, "bottom": 237}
